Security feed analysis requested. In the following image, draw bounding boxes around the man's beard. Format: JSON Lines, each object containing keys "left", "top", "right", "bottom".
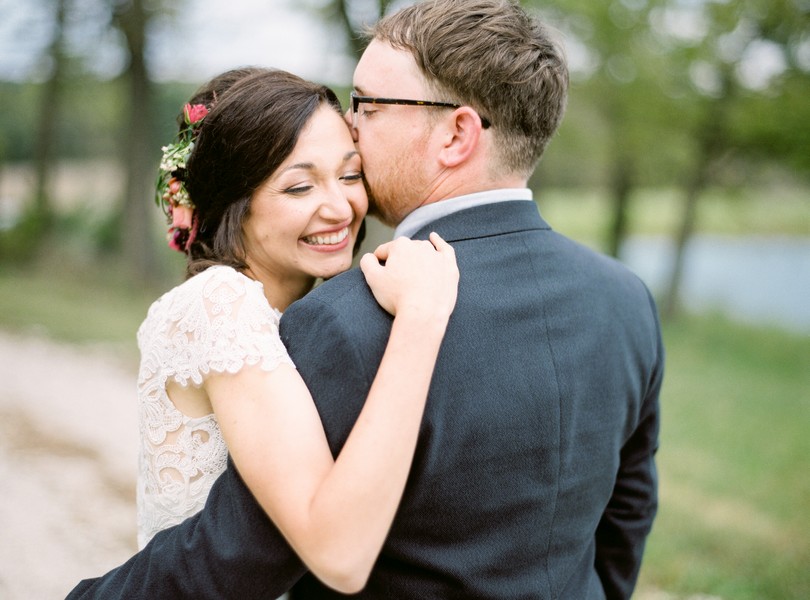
{"left": 363, "top": 172, "right": 404, "bottom": 228}
{"left": 363, "top": 159, "right": 424, "bottom": 228}
{"left": 362, "top": 179, "right": 387, "bottom": 225}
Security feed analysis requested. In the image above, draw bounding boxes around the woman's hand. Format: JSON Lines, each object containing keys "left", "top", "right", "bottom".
{"left": 360, "top": 232, "right": 459, "bottom": 322}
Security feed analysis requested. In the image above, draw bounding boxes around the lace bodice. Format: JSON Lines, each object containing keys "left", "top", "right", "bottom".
{"left": 135, "top": 265, "right": 293, "bottom": 548}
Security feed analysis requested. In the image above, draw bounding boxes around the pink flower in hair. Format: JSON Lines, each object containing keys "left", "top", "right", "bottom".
{"left": 167, "top": 228, "right": 184, "bottom": 252}
{"left": 184, "top": 103, "right": 208, "bottom": 125}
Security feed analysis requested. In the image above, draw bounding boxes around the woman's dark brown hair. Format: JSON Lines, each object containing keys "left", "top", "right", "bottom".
{"left": 181, "top": 69, "right": 343, "bottom": 276}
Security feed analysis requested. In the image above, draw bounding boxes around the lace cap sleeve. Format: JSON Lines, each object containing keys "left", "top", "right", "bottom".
{"left": 139, "top": 266, "right": 294, "bottom": 388}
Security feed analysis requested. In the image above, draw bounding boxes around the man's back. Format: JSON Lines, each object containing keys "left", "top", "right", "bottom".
{"left": 282, "top": 201, "right": 662, "bottom": 599}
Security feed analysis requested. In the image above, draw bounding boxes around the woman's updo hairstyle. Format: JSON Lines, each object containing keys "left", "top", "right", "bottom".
{"left": 183, "top": 69, "right": 342, "bottom": 276}
{"left": 179, "top": 67, "right": 269, "bottom": 129}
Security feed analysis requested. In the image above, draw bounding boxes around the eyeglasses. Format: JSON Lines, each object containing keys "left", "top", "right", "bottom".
{"left": 350, "top": 92, "right": 491, "bottom": 130}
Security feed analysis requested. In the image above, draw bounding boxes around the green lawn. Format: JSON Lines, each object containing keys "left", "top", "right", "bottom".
{"left": 0, "top": 263, "right": 164, "bottom": 361}
{"left": 538, "top": 185, "right": 810, "bottom": 249}
{"left": 636, "top": 315, "right": 810, "bottom": 599}
{"left": 1, "top": 265, "right": 808, "bottom": 599}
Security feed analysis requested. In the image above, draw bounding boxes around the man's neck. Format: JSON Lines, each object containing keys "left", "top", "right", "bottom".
{"left": 419, "top": 172, "right": 528, "bottom": 208}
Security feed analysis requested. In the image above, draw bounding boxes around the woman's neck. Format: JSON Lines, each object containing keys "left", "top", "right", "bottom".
{"left": 242, "top": 265, "right": 315, "bottom": 312}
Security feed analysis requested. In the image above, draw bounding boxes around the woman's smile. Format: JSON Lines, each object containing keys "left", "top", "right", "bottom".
{"left": 302, "top": 226, "right": 351, "bottom": 248}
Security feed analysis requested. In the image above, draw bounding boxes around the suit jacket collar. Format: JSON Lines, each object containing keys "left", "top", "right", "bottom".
{"left": 410, "top": 200, "right": 550, "bottom": 243}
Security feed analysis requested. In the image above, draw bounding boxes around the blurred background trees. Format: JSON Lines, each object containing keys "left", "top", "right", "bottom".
{"left": 0, "top": 0, "right": 808, "bottom": 298}
{"left": 0, "top": 2, "right": 808, "bottom": 598}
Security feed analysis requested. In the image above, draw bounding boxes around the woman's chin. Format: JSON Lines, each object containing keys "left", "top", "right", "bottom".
{"left": 310, "top": 257, "right": 354, "bottom": 281}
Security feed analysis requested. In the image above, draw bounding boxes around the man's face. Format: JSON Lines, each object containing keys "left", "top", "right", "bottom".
{"left": 348, "top": 39, "right": 437, "bottom": 227}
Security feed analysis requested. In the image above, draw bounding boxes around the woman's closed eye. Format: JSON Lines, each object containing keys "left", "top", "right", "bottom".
{"left": 340, "top": 172, "right": 364, "bottom": 184}
{"left": 283, "top": 183, "right": 313, "bottom": 195}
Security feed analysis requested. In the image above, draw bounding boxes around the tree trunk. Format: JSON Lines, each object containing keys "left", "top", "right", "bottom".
{"left": 606, "top": 152, "right": 633, "bottom": 259}
{"left": 32, "top": 0, "right": 69, "bottom": 236}
{"left": 328, "top": 0, "right": 394, "bottom": 58}
{"left": 663, "top": 70, "right": 734, "bottom": 320}
{"left": 116, "top": 0, "right": 158, "bottom": 282}
{"left": 662, "top": 168, "right": 704, "bottom": 319}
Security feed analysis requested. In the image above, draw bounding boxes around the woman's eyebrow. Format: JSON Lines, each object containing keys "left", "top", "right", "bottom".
{"left": 279, "top": 152, "right": 358, "bottom": 175}
{"left": 281, "top": 162, "right": 315, "bottom": 173}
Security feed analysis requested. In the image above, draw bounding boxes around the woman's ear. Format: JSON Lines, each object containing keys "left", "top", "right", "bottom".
{"left": 437, "top": 107, "right": 485, "bottom": 168}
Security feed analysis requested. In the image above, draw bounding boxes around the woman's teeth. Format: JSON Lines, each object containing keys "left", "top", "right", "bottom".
{"left": 304, "top": 227, "right": 349, "bottom": 246}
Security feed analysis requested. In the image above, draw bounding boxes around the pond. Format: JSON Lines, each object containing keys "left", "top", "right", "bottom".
{"left": 620, "top": 235, "right": 810, "bottom": 334}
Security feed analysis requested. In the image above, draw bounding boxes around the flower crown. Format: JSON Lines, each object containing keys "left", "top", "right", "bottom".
{"left": 155, "top": 103, "right": 208, "bottom": 252}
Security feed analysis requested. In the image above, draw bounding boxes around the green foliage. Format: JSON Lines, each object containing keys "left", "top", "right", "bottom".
{"left": 154, "top": 81, "right": 202, "bottom": 142}
{"left": 636, "top": 315, "right": 810, "bottom": 599}
{"left": 0, "top": 82, "right": 41, "bottom": 160}
{"left": 0, "top": 263, "right": 162, "bottom": 354}
{"left": 0, "top": 77, "right": 200, "bottom": 162}
{"left": 733, "top": 74, "right": 810, "bottom": 176}
{"left": 0, "top": 205, "right": 51, "bottom": 262}
{"left": 537, "top": 185, "right": 810, "bottom": 252}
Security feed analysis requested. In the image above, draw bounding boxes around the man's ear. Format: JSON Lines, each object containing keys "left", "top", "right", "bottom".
{"left": 437, "top": 107, "right": 484, "bottom": 168}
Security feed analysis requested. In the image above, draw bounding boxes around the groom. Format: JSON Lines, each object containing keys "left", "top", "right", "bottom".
{"left": 69, "top": 1, "right": 662, "bottom": 598}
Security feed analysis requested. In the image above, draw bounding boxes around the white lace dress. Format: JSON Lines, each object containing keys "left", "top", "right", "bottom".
{"left": 135, "top": 265, "right": 294, "bottom": 549}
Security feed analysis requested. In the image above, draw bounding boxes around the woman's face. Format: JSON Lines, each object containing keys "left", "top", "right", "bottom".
{"left": 242, "top": 105, "right": 368, "bottom": 293}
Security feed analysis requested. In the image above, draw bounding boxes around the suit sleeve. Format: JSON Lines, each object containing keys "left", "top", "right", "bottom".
{"left": 280, "top": 277, "right": 388, "bottom": 456}
{"left": 66, "top": 460, "right": 306, "bottom": 599}
{"left": 593, "top": 291, "right": 664, "bottom": 600}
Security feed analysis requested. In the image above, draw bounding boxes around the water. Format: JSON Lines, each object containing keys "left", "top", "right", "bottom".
{"left": 619, "top": 235, "right": 810, "bottom": 334}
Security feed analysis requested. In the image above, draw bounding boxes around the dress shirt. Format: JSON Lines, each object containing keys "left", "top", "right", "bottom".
{"left": 393, "top": 188, "right": 534, "bottom": 239}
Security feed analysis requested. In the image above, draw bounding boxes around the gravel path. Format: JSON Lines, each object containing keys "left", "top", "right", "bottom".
{"left": 0, "top": 332, "right": 139, "bottom": 599}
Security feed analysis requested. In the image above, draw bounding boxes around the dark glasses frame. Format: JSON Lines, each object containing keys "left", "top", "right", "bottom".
{"left": 350, "top": 92, "right": 491, "bottom": 129}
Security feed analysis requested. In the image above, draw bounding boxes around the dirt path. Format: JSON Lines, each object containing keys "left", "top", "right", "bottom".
{"left": 0, "top": 332, "right": 139, "bottom": 599}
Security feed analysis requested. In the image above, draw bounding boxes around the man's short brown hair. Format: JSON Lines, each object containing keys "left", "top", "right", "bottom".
{"left": 371, "top": 0, "right": 569, "bottom": 177}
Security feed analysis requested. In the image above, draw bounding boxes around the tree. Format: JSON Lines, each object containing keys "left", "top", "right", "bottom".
{"left": 304, "top": 0, "right": 396, "bottom": 58}
{"left": 531, "top": 0, "right": 808, "bottom": 316}
{"left": 517, "top": 0, "right": 674, "bottom": 257}
{"left": 113, "top": 0, "right": 159, "bottom": 281}
{"left": 31, "top": 0, "right": 70, "bottom": 239}
{"left": 654, "top": 0, "right": 810, "bottom": 317}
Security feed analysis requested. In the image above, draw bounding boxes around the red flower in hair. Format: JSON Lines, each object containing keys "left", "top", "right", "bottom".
{"left": 184, "top": 103, "right": 208, "bottom": 125}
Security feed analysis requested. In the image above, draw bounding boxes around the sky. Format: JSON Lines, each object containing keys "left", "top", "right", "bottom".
{"left": 150, "top": 0, "right": 357, "bottom": 84}
{"left": 0, "top": 0, "right": 795, "bottom": 93}
{"left": 0, "top": 0, "right": 358, "bottom": 86}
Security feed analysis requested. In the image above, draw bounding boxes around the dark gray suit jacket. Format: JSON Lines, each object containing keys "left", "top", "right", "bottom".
{"left": 68, "top": 200, "right": 662, "bottom": 599}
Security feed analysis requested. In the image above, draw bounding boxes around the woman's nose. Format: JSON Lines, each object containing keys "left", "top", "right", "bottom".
{"left": 320, "top": 187, "right": 354, "bottom": 221}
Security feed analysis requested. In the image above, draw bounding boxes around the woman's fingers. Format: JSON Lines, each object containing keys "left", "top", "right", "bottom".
{"left": 361, "top": 233, "right": 458, "bottom": 318}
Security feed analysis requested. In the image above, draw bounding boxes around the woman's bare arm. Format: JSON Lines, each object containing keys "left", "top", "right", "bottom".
{"left": 205, "top": 234, "right": 458, "bottom": 593}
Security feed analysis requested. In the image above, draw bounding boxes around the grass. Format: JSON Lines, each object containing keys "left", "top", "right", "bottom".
{"left": 1, "top": 262, "right": 808, "bottom": 599}
{"left": 635, "top": 315, "right": 810, "bottom": 599}
{"left": 0, "top": 261, "right": 166, "bottom": 362}
{"left": 538, "top": 185, "right": 810, "bottom": 250}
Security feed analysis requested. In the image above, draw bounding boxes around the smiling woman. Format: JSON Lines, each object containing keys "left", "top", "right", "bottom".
{"left": 238, "top": 105, "right": 367, "bottom": 310}
{"left": 241, "top": 109, "right": 366, "bottom": 306}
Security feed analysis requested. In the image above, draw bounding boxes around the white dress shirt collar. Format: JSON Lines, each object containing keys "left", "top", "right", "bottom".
{"left": 393, "top": 188, "right": 533, "bottom": 239}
